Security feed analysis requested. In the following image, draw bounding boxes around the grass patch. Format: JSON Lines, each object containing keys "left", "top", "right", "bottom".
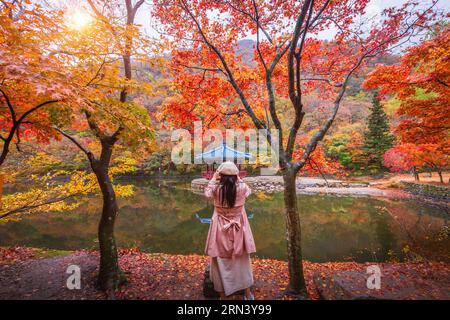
{"left": 33, "top": 248, "right": 73, "bottom": 259}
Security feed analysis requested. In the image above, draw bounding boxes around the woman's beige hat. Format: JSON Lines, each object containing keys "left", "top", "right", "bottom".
{"left": 217, "top": 161, "right": 239, "bottom": 175}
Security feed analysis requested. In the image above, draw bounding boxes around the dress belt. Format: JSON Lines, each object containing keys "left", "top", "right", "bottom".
{"left": 215, "top": 205, "right": 243, "bottom": 217}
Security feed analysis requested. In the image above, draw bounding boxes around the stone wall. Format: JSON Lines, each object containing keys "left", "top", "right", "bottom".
{"left": 191, "top": 176, "right": 370, "bottom": 194}
{"left": 191, "top": 178, "right": 208, "bottom": 194}
{"left": 401, "top": 181, "right": 450, "bottom": 201}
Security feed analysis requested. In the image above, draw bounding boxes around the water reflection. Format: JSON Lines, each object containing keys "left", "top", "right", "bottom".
{"left": 0, "top": 179, "right": 448, "bottom": 262}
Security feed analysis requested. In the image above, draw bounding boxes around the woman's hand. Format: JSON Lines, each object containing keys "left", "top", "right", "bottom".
{"left": 212, "top": 170, "right": 221, "bottom": 182}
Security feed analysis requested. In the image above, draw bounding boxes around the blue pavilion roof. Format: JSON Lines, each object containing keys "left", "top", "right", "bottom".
{"left": 195, "top": 142, "right": 254, "bottom": 161}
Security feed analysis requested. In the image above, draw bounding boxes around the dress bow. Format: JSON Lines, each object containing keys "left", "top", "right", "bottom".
{"left": 222, "top": 218, "right": 241, "bottom": 231}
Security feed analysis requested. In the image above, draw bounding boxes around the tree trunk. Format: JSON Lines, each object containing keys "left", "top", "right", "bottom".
{"left": 0, "top": 141, "right": 11, "bottom": 166}
{"left": 0, "top": 132, "right": 14, "bottom": 166}
{"left": 282, "top": 170, "right": 308, "bottom": 298}
{"left": 438, "top": 171, "right": 443, "bottom": 183}
{"left": 412, "top": 167, "right": 420, "bottom": 181}
{"left": 92, "top": 141, "right": 125, "bottom": 291}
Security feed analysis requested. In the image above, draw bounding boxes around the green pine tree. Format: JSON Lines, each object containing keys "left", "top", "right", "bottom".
{"left": 363, "top": 94, "right": 395, "bottom": 172}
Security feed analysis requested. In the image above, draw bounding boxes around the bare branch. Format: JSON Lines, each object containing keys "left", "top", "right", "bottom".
{"left": 85, "top": 57, "right": 107, "bottom": 87}
{"left": 0, "top": 87, "right": 16, "bottom": 124}
{"left": 53, "top": 126, "right": 94, "bottom": 162}
{"left": 177, "top": 63, "right": 225, "bottom": 74}
{"left": 286, "top": 0, "right": 314, "bottom": 160}
{"left": 222, "top": 108, "right": 246, "bottom": 116}
{"left": 301, "top": 78, "right": 342, "bottom": 87}
{"left": 111, "top": 126, "right": 124, "bottom": 142}
{"left": 252, "top": 0, "right": 267, "bottom": 72}
{"left": 83, "top": 109, "right": 105, "bottom": 139}
{"left": 308, "top": 158, "right": 329, "bottom": 187}
{"left": 17, "top": 100, "right": 59, "bottom": 124}
{"left": 437, "top": 78, "right": 449, "bottom": 88}
{"left": 87, "top": 0, "right": 118, "bottom": 37}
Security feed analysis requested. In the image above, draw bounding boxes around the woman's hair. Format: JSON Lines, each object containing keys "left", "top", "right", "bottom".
{"left": 219, "top": 174, "right": 237, "bottom": 208}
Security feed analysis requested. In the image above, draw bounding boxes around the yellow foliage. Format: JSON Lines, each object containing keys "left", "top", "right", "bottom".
{"left": 0, "top": 171, "right": 96, "bottom": 222}
{"left": 113, "top": 184, "right": 134, "bottom": 198}
{"left": 110, "top": 155, "right": 138, "bottom": 175}
{"left": 0, "top": 158, "right": 137, "bottom": 222}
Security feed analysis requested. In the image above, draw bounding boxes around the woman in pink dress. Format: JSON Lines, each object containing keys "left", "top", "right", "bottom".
{"left": 204, "top": 161, "right": 256, "bottom": 300}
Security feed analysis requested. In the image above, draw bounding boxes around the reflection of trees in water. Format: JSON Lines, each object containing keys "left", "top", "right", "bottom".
{"left": 367, "top": 203, "right": 396, "bottom": 262}
{"left": 0, "top": 214, "right": 99, "bottom": 250}
{"left": 381, "top": 201, "right": 450, "bottom": 262}
{"left": 243, "top": 194, "right": 400, "bottom": 262}
{"left": 298, "top": 196, "right": 379, "bottom": 262}
{"left": 114, "top": 184, "right": 208, "bottom": 251}
{"left": 140, "top": 215, "right": 208, "bottom": 254}
{"left": 195, "top": 202, "right": 214, "bottom": 217}
{"left": 0, "top": 181, "right": 447, "bottom": 262}
{"left": 122, "top": 201, "right": 213, "bottom": 254}
{"left": 247, "top": 193, "right": 286, "bottom": 260}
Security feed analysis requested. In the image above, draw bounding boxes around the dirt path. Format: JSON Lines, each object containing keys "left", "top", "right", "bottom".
{"left": 0, "top": 252, "right": 102, "bottom": 299}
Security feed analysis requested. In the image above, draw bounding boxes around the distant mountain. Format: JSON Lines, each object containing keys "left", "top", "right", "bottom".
{"left": 233, "top": 39, "right": 256, "bottom": 66}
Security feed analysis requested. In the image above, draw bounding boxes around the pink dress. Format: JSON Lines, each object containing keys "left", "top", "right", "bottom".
{"left": 204, "top": 180, "right": 255, "bottom": 296}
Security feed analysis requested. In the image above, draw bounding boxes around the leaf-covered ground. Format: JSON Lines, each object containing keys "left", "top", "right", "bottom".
{"left": 0, "top": 247, "right": 448, "bottom": 300}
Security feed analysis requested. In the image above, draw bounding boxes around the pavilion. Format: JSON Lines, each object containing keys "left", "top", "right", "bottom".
{"left": 195, "top": 141, "right": 254, "bottom": 179}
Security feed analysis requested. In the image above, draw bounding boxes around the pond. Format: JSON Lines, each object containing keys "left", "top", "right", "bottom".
{"left": 0, "top": 178, "right": 448, "bottom": 263}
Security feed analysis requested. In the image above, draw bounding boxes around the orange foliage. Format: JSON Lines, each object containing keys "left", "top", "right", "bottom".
{"left": 365, "top": 27, "right": 450, "bottom": 175}
{"left": 0, "top": 3, "right": 85, "bottom": 146}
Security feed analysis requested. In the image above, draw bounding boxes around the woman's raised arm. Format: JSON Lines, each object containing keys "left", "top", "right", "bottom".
{"left": 204, "top": 170, "right": 220, "bottom": 199}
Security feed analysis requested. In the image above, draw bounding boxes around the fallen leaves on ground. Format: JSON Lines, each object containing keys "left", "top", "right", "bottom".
{"left": 0, "top": 247, "right": 36, "bottom": 266}
{"left": 1, "top": 247, "right": 448, "bottom": 300}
